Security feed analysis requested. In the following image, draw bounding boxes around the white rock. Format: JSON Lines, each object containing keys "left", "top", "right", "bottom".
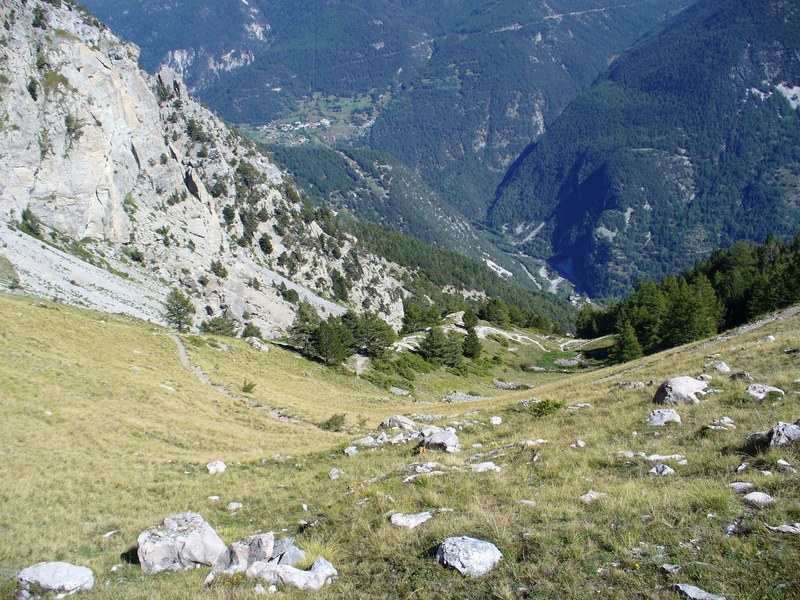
{"left": 489, "top": 416, "right": 503, "bottom": 426}
{"left": 344, "top": 446, "right": 358, "bottom": 457}
{"left": 227, "top": 502, "right": 243, "bottom": 511}
{"left": 519, "top": 439, "right": 548, "bottom": 447}
{"left": 380, "top": 415, "right": 415, "bottom": 430}
{"left": 208, "top": 495, "right": 220, "bottom": 502}
{"left": 436, "top": 536, "right": 502, "bottom": 577}
{"left": 653, "top": 377, "right": 708, "bottom": 405}
{"left": 519, "top": 499, "right": 537, "bottom": 507}
{"left": 661, "top": 563, "right": 682, "bottom": 575}
{"left": 697, "top": 374, "right": 713, "bottom": 382}
{"left": 471, "top": 462, "right": 501, "bottom": 473}
{"left": 742, "top": 492, "right": 775, "bottom": 507}
{"left": 746, "top": 384, "right": 785, "bottom": 401}
{"left": 580, "top": 490, "right": 606, "bottom": 504}
{"left": 704, "top": 360, "right": 730, "bottom": 373}
{"left": 728, "top": 482, "right": 755, "bottom": 493}
{"left": 650, "top": 463, "right": 676, "bottom": 476}
{"left": 207, "top": 460, "right": 227, "bottom": 475}
{"left": 328, "top": 468, "right": 343, "bottom": 480}
{"left": 205, "top": 533, "right": 275, "bottom": 585}
{"left": 668, "top": 583, "right": 726, "bottom": 600}
{"left": 571, "top": 439, "right": 587, "bottom": 449}
{"left": 390, "top": 511, "right": 435, "bottom": 529}
{"left": 421, "top": 428, "right": 461, "bottom": 453}
{"left": 648, "top": 409, "right": 681, "bottom": 427}
{"left": 758, "top": 335, "right": 776, "bottom": 344}
{"left": 777, "top": 459, "right": 797, "bottom": 474}
{"left": 766, "top": 523, "right": 800, "bottom": 535}
{"left": 137, "top": 512, "right": 227, "bottom": 575}
{"left": 17, "top": 562, "right": 94, "bottom": 597}
{"left": 246, "top": 556, "right": 337, "bottom": 591}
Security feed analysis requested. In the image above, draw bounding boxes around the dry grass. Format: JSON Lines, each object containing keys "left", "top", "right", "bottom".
{"left": 1, "top": 292, "right": 799, "bottom": 598}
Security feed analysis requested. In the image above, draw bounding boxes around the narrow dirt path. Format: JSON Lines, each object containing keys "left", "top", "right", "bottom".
{"left": 169, "top": 333, "right": 306, "bottom": 425}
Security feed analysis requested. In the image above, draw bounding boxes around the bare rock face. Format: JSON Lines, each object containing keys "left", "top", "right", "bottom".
{"left": 16, "top": 562, "right": 93, "bottom": 598}
{"left": 0, "top": 0, "right": 405, "bottom": 336}
{"left": 653, "top": 377, "right": 708, "bottom": 405}
{"left": 137, "top": 512, "right": 227, "bottom": 575}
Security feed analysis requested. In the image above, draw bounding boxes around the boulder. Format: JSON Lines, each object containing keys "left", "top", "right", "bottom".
{"left": 746, "top": 384, "right": 785, "bottom": 401}
{"left": 17, "top": 562, "right": 93, "bottom": 598}
{"left": 207, "top": 460, "right": 227, "bottom": 475}
{"left": 137, "top": 512, "right": 227, "bottom": 575}
{"left": 742, "top": 492, "right": 775, "bottom": 507}
{"left": 245, "top": 337, "right": 269, "bottom": 352}
{"left": 421, "top": 427, "right": 461, "bottom": 453}
{"left": 436, "top": 536, "right": 502, "bottom": 577}
{"left": 380, "top": 415, "right": 415, "bottom": 430}
{"left": 746, "top": 421, "right": 800, "bottom": 448}
{"left": 653, "top": 377, "right": 708, "bottom": 405}
{"left": 390, "top": 511, "right": 435, "bottom": 530}
{"left": 648, "top": 409, "right": 681, "bottom": 427}
{"left": 704, "top": 360, "right": 730, "bottom": 373}
{"left": 668, "top": 583, "right": 726, "bottom": 600}
{"left": 205, "top": 533, "right": 274, "bottom": 585}
{"left": 245, "top": 556, "right": 336, "bottom": 591}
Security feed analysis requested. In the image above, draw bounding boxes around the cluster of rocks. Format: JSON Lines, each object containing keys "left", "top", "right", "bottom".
{"left": 344, "top": 416, "right": 465, "bottom": 456}
{"left": 442, "top": 391, "right": 484, "bottom": 404}
{"left": 136, "top": 513, "right": 334, "bottom": 592}
{"left": 746, "top": 420, "right": 800, "bottom": 448}
{"left": 493, "top": 379, "right": 527, "bottom": 390}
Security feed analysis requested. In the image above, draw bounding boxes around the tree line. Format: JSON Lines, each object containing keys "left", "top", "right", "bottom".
{"left": 580, "top": 232, "right": 800, "bottom": 362}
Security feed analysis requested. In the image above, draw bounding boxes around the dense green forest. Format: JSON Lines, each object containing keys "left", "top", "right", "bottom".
{"left": 579, "top": 232, "right": 800, "bottom": 360}
{"left": 489, "top": 0, "right": 800, "bottom": 298}
{"left": 347, "top": 220, "right": 576, "bottom": 333}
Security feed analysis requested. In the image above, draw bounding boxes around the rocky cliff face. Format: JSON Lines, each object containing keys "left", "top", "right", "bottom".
{"left": 0, "top": 0, "right": 405, "bottom": 335}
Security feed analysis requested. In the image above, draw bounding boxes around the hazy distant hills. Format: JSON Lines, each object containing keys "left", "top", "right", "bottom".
{"left": 489, "top": 0, "right": 800, "bottom": 298}
{"left": 81, "top": 0, "right": 692, "bottom": 220}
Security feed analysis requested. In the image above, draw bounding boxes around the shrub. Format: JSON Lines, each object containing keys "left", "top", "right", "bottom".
{"left": 319, "top": 413, "right": 346, "bottom": 431}
{"left": 200, "top": 316, "right": 237, "bottom": 337}
{"left": 162, "top": 288, "right": 196, "bottom": 332}
{"left": 19, "top": 208, "right": 41, "bottom": 237}
{"left": 242, "top": 380, "right": 256, "bottom": 393}
{"left": 242, "top": 322, "right": 262, "bottom": 339}
{"left": 210, "top": 260, "right": 228, "bottom": 278}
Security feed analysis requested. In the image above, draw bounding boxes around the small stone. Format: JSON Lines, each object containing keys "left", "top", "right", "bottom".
{"left": 777, "top": 459, "right": 797, "bottom": 474}
{"left": 758, "top": 335, "right": 776, "bottom": 344}
{"left": 668, "top": 583, "right": 726, "bottom": 600}
{"left": 380, "top": 415, "right": 415, "bottom": 430}
{"left": 728, "top": 482, "right": 755, "bottom": 493}
{"left": 390, "top": 511, "right": 435, "bottom": 529}
{"left": 617, "top": 381, "right": 646, "bottom": 389}
{"left": 580, "top": 490, "right": 605, "bottom": 504}
{"left": 471, "top": 461, "right": 501, "bottom": 473}
{"left": 697, "top": 374, "right": 713, "bottom": 382}
{"left": 344, "top": 446, "right": 358, "bottom": 457}
{"left": 208, "top": 495, "right": 220, "bottom": 502}
{"left": 766, "top": 523, "right": 800, "bottom": 535}
{"left": 729, "top": 371, "right": 754, "bottom": 382}
{"left": 389, "top": 386, "right": 411, "bottom": 396}
{"left": 102, "top": 530, "right": 118, "bottom": 539}
{"left": 571, "top": 439, "right": 587, "bottom": 449}
{"left": 519, "top": 499, "right": 537, "bottom": 507}
{"left": 733, "top": 461, "right": 749, "bottom": 474}
{"left": 724, "top": 523, "right": 738, "bottom": 537}
{"left": 568, "top": 403, "right": 592, "bottom": 410}
{"left": 661, "top": 563, "right": 682, "bottom": 575}
{"left": 650, "top": 463, "right": 676, "bottom": 476}
{"left": 110, "top": 564, "right": 125, "bottom": 573}
{"left": 742, "top": 492, "right": 775, "bottom": 507}
{"left": 519, "top": 439, "right": 548, "bottom": 447}
{"left": 649, "top": 409, "right": 681, "bottom": 427}
{"left": 207, "top": 460, "right": 227, "bottom": 475}
{"left": 227, "top": 502, "right": 243, "bottom": 511}
{"left": 489, "top": 416, "right": 503, "bottom": 426}
{"left": 328, "top": 468, "right": 343, "bottom": 480}
{"left": 436, "top": 536, "right": 502, "bottom": 577}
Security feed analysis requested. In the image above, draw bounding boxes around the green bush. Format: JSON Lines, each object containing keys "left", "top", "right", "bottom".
{"left": 200, "top": 316, "right": 237, "bottom": 337}
{"left": 319, "top": 413, "right": 346, "bottom": 431}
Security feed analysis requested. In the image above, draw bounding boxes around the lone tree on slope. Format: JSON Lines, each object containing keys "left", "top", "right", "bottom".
{"left": 163, "top": 287, "right": 196, "bottom": 332}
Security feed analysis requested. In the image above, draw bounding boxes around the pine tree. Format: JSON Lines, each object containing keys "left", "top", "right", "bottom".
{"left": 163, "top": 288, "right": 196, "bottom": 332}
{"left": 463, "top": 307, "right": 479, "bottom": 329}
{"left": 312, "top": 318, "right": 350, "bottom": 366}
{"left": 444, "top": 331, "right": 463, "bottom": 367}
{"left": 418, "top": 325, "right": 449, "bottom": 365}
{"left": 462, "top": 327, "right": 482, "bottom": 359}
{"left": 288, "top": 302, "right": 320, "bottom": 356}
{"left": 610, "top": 319, "right": 643, "bottom": 364}
{"left": 361, "top": 312, "right": 396, "bottom": 358}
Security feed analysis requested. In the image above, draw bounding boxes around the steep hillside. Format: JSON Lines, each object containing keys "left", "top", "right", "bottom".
{"left": 0, "top": 0, "right": 409, "bottom": 334}
{"left": 489, "top": 0, "right": 800, "bottom": 298}
{"left": 2, "top": 291, "right": 799, "bottom": 597}
{"left": 267, "top": 144, "right": 574, "bottom": 296}
{"left": 80, "top": 0, "right": 693, "bottom": 220}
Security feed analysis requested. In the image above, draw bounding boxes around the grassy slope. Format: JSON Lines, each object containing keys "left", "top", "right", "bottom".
{"left": 1, "top": 293, "right": 799, "bottom": 598}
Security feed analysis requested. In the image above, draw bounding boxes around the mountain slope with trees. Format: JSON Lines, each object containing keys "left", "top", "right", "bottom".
{"left": 489, "top": 0, "right": 800, "bottom": 298}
